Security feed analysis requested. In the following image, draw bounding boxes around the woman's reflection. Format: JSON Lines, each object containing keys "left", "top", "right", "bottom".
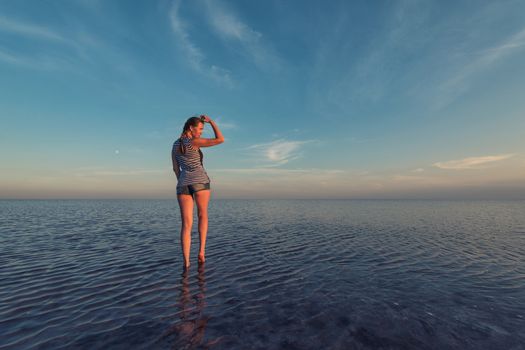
{"left": 171, "top": 264, "right": 209, "bottom": 348}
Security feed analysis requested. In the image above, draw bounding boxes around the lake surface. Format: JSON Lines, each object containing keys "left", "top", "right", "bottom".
{"left": 1, "top": 199, "right": 524, "bottom": 349}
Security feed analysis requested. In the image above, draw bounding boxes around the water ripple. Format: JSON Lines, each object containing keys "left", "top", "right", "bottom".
{"left": 1, "top": 199, "right": 524, "bottom": 349}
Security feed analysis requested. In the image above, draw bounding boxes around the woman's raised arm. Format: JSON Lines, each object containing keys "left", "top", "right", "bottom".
{"left": 191, "top": 116, "right": 225, "bottom": 148}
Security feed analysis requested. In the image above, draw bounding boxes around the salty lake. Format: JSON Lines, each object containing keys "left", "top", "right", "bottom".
{"left": 1, "top": 199, "right": 524, "bottom": 349}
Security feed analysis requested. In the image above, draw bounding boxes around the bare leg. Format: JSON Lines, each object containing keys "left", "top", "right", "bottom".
{"left": 177, "top": 194, "right": 194, "bottom": 269}
{"left": 194, "top": 190, "right": 210, "bottom": 264}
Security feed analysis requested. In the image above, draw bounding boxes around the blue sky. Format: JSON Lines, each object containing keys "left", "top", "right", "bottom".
{"left": 1, "top": 0, "right": 524, "bottom": 199}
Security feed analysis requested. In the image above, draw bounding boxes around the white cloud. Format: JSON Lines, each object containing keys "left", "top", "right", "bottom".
{"left": 433, "top": 154, "right": 515, "bottom": 170}
{"left": 247, "top": 139, "right": 312, "bottom": 166}
{"left": 205, "top": 3, "right": 261, "bottom": 43}
{"left": 203, "top": 0, "right": 280, "bottom": 70}
{"left": 169, "top": 1, "right": 233, "bottom": 87}
{"left": 169, "top": 3, "right": 204, "bottom": 68}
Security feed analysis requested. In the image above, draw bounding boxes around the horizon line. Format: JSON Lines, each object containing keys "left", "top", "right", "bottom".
{"left": 1, "top": 197, "right": 524, "bottom": 201}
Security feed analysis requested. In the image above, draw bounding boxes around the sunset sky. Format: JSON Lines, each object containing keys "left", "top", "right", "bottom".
{"left": 1, "top": 0, "right": 524, "bottom": 199}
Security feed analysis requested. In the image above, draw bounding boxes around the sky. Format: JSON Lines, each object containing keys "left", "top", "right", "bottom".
{"left": 1, "top": 0, "right": 524, "bottom": 199}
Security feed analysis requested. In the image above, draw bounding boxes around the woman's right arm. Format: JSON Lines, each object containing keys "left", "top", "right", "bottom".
{"left": 172, "top": 151, "right": 180, "bottom": 179}
{"left": 192, "top": 116, "right": 225, "bottom": 148}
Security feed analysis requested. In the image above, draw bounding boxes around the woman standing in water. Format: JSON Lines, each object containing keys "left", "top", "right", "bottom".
{"left": 172, "top": 115, "right": 224, "bottom": 269}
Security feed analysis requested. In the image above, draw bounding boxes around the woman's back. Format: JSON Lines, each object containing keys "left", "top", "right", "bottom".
{"left": 172, "top": 137, "right": 210, "bottom": 186}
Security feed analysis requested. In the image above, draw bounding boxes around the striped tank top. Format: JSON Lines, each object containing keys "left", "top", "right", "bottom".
{"left": 172, "top": 137, "right": 210, "bottom": 187}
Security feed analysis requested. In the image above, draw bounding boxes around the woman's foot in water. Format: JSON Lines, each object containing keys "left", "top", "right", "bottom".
{"left": 198, "top": 252, "right": 206, "bottom": 264}
{"left": 183, "top": 260, "right": 191, "bottom": 270}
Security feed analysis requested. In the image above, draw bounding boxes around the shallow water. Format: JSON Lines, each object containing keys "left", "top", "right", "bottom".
{"left": 1, "top": 199, "right": 524, "bottom": 349}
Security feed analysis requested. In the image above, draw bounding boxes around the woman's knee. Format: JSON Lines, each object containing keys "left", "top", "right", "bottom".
{"left": 181, "top": 217, "right": 193, "bottom": 230}
{"left": 197, "top": 210, "right": 208, "bottom": 221}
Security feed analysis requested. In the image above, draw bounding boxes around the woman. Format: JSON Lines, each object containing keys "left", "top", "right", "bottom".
{"left": 172, "top": 115, "right": 224, "bottom": 269}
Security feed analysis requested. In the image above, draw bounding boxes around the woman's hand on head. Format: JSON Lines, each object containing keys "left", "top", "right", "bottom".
{"left": 200, "top": 115, "right": 211, "bottom": 123}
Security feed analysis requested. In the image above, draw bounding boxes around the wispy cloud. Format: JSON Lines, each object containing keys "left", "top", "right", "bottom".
{"left": 309, "top": 2, "right": 525, "bottom": 114}
{"left": 202, "top": 0, "right": 280, "bottom": 70}
{"left": 210, "top": 116, "right": 238, "bottom": 130}
{"left": 215, "top": 121, "right": 237, "bottom": 130}
{"left": 247, "top": 139, "right": 312, "bottom": 166}
{"left": 169, "top": 4, "right": 204, "bottom": 70}
{"left": 205, "top": 2, "right": 261, "bottom": 43}
{"left": 74, "top": 168, "right": 164, "bottom": 177}
{"left": 346, "top": 136, "right": 375, "bottom": 144}
{"left": 353, "top": 1, "right": 430, "bottom": 94}
{"left": 307, "top": 0, "right": 432, "bottom": 114}
{"left": 0, "top": 46, "right": 73, "bottom": 70}
{"left": 0, "top": 15, "right": 135, "bottom": 76}
{"left": 475, "top": 27, "right": 525, "bottom": 64}
{"left": 0, "top": 16, "right": 67, "bottom": 42}
{"left": 169, "top": 1, "right": 233, "bottom": 87}
{"left": 0, "top": 48, "right": 25, "bottom": 65}
{"left": 438, "top": 27, "right": 525, "bottom": 105}
{"left": 214, "top": 167, "right": 344, "bottom": 175}
{"left": 0, "top": 16, "right": 76, "bottom": 70}
{"left": 433, "top": 154, "right": 515, "bottom": 170}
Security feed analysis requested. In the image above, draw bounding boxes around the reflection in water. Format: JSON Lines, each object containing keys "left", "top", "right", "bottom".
{"left": 171, "top": 264, "right": 210, "bottom": 348}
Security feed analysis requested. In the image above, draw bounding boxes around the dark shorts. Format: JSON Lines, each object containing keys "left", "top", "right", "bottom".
{"left": 177, "top": 183, "right": 210, "bottom": 195}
